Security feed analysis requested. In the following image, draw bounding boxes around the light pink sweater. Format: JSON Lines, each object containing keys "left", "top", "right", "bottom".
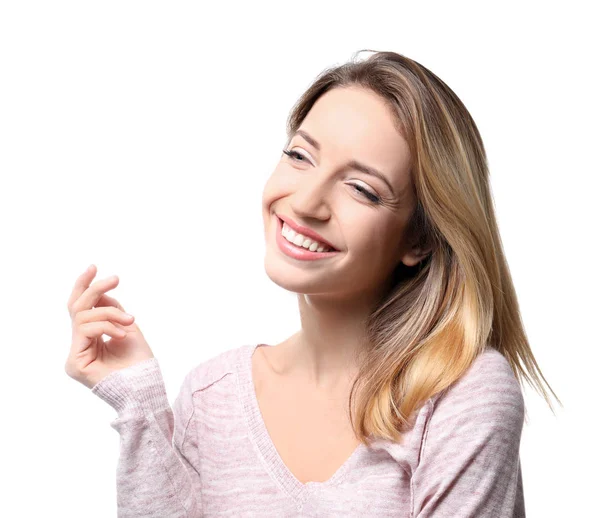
{"left": 91, "top": 343, "right": 526, "bottom": 517}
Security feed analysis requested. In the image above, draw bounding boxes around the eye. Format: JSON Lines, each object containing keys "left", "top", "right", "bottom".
{"left": 282, "top": 148, "right": 308, "bottom": 163}
{"left": 282, "top": 148, "right": 381, "bottom": 205}
{"left": 349, "top": 183, "right": 381, "bottom": 204}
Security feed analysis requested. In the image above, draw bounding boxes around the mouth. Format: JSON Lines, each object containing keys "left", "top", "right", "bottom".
{"left": 276, "top": 214, "right": 339, "bottom": 252}
{"left": 276, "top": 216, "right": 340, "bottom": 259}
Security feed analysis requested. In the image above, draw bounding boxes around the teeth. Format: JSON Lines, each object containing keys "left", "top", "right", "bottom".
{"left": 281, "top": 222, "right": 333, "bottom": 252}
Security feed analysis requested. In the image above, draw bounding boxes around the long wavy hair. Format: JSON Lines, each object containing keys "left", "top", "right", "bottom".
{"left": 283, "top": 49, "right": 562, "bottom": 445}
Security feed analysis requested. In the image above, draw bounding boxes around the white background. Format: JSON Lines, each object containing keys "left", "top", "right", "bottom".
{"left": 1, "top": 1, "right": 597, "bottom": 516}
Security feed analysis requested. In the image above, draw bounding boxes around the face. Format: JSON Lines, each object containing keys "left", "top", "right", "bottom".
{"left": 261, "top": 86, "right": 423, "bottom": 303}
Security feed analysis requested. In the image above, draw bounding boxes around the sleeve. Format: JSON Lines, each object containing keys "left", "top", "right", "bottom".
{"left": 91, "top": 358, "right": 203, "bottom": 518}
{"left": 410, "top": 363, "right": 526, "bottom": 518}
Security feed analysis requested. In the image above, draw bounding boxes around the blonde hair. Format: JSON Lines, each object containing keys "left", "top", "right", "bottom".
{"left": 284, "top": 49, "right": 562, "bottom": 445}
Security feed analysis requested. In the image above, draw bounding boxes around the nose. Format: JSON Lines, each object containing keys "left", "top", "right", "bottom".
{"left": 288, "top": 168, "right": 333, "bottom": 221}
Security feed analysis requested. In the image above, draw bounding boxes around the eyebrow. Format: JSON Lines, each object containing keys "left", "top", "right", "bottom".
{"left": 292, "top": 129, "right": 396, "bottom": 196}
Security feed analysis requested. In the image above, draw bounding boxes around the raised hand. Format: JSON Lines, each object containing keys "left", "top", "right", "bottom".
{"left": 65, "top": 264, "right": 155, "bottom": 389}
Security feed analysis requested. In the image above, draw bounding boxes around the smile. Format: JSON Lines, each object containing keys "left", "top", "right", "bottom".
{"left": 276, "top": 217, "right": 340, "bottom": 261}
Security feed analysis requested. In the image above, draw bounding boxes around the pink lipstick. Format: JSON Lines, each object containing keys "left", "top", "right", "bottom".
{"left": 276, "top": 216, "right": 340, "bottom": 261}
{"left": 277, "top": 214, "right": 338, "bottom": 251}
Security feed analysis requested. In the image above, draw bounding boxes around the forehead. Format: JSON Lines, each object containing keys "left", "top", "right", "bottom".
{"left": 295, "top": 86, "right": 412, "bottom": 195}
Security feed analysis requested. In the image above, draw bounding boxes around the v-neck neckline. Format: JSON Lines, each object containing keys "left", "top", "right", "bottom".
{"left": 236, "top": 343, "right": 367, "bottom": 503}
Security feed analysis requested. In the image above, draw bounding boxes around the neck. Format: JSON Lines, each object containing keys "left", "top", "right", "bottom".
{"left": 283, "top": 286, "right": 387, "bottom": 391}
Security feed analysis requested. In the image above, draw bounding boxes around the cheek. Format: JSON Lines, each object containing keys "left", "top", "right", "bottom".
{"left": 344, "top": 215, "right": 393, "bottom": 251}
{"left": 261, "top": 176, "right": 276, "bottom": 205}
{"left": 261, "top": 170, "right": 291, "bottom": 209}
{"left": 261, "top": 179, "right": 284, "bottom": 233}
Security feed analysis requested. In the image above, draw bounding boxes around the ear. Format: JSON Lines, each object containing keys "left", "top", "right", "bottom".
{"left": 396, "top": 205, "right": 432, "bottom": 267}
{"left": 397, "top": 245, "right": 431, "bottom": 267}
{"left": 396, "top": 231, "right": 432, "bottom": 267}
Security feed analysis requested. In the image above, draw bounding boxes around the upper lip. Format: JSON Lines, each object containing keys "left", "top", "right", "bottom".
{"left": 277, "top": 214, "right": 339, "bottom": 251}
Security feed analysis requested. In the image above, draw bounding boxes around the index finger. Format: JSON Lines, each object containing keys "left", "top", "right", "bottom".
{"left": 67, "top": 264, "right": 97, "bottom": 313}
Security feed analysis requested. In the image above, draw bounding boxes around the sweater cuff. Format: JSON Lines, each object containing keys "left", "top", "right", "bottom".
{"left": 91, "top": 357, "right": 170, "bottom": 418}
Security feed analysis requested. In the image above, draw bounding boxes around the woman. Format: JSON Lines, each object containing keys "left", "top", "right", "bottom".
{"left": 65, "top": 50, "right": 560, "bottom": 517}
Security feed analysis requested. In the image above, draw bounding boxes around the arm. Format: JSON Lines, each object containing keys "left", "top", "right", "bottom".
{"left": 92, "top": 358, "right": 202, "bottom": 518}
{"left": 411, "top": 361, "right": 526, "bottom": 518}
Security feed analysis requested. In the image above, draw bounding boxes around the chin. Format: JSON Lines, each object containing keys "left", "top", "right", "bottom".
{"left": 262, "top": 254, "right": 339, "bottom": 295}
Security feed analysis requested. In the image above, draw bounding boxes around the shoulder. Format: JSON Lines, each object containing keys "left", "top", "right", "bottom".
{"left": 439, "top": 346, "right": 523, "bottom": 401}
{"left": 428, "top": 346, "right": 525, "bottom": 431}
{"left": 408, "top": 349, "right": 527, "bottom": 517}
{"left": 370, "top": 347, "right": 525, "bottom": 470}
{"left": 179, "top": 343, "right": 254, "bottom": 395}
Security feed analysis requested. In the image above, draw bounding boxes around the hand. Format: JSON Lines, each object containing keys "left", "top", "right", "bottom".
{"left": 65, "top": 264, "right": 155, "bottom": 389}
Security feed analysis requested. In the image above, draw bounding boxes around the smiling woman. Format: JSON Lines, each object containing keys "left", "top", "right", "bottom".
{"left": 78, "top": 49, "right": 561, "bottom": 517}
